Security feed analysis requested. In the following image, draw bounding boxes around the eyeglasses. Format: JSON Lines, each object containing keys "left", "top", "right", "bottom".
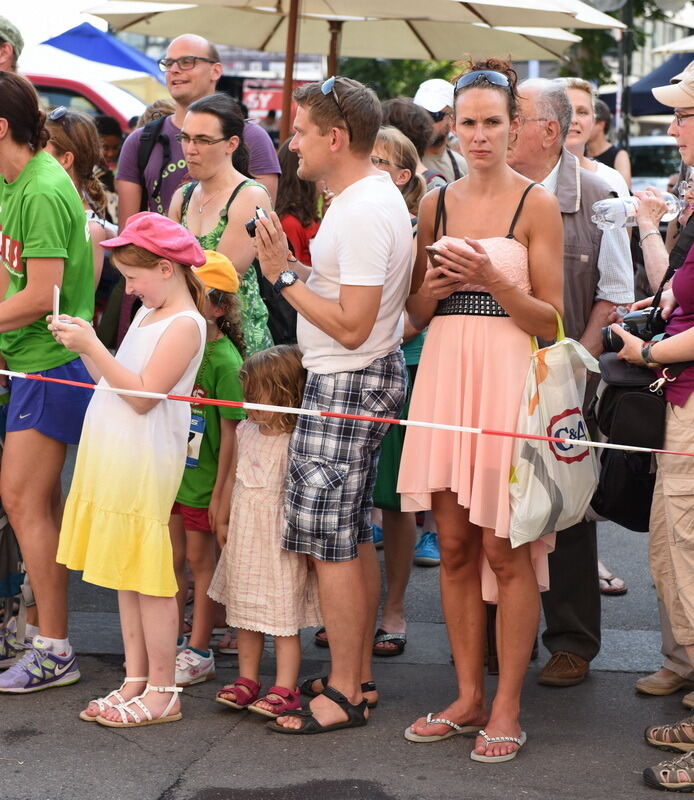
{"left": 175, "top": 133, "right": 228, "bottom": 147}
{"left": 674, "top": 112, "right": 694, "bottom": 127}
{"left": 429, "top": 110, "right": 451, "bottom": 123}
{"left": 321, "top": 76, "right": 353, "bottom": 142}
{"left": 523, "top": 117, "right": 550, "bottom": 123}
{"left": 371, "top": 155, "right": 405, "bottom": 170}
{"left": 454, "top": 70, "right": 510, "bottom": 96}
{"left": 158, "top": 56, "right": 217, "bottom": 72}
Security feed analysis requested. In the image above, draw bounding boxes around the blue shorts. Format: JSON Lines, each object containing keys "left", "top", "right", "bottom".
{"left": 6, "top": 359, "right": 93, "bottom": 445}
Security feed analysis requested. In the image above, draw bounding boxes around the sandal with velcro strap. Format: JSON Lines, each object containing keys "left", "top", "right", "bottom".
{"left": 248, "top": 686, "right": 301, "bottom": 719}
{"left": 299, "top": 674, "right": 379, "bottom": 708}
{"left": 215, "top": 677, "right": 261, "bottom": 710}
{"left": 646, "top": 717, "right": 694, "bottom": 752}
{"left": 267, "top": 685, "right": 368, "bottom": 735}
{"left": 644, "top": 750, "right": 694, "bottom": 791}
{"left": 79, "top": 676, "right": 147, "bottom": 722}
{"left": 95, "top": 684, "right": 182, "bottom": 728}
{"left": 470, "top": 729, "right": 527, "bottom": 762}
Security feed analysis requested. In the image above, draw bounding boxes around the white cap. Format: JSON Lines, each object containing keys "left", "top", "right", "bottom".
{"left": 413, "top": 79, "right": 454, "bottom": 113}
{"left": 652, "top": 60, "right": 694, "bottom": 108}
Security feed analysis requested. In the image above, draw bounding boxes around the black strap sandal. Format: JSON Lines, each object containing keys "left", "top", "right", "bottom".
{"left": 373, "top": 629, "right": 407, "bottom": 657}
{"left": 299, "top": 675, "right": 378, "bottom": 708}
{"left": 267, "top": 685, "right": 368, "bottom": 735}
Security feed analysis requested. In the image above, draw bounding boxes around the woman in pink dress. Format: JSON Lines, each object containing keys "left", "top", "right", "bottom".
{"left": 398, "top": 59, "right": 564, "bottom": 762}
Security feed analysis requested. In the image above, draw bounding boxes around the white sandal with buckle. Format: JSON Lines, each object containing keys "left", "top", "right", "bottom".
{"left": 79, "top": 676, "right": 148, "bottom": 722}
{"left": 96, "top": 684, "right": 182, "bottom": 728}
{"left": 470, "top": 729, "right": 527, "bottom": 762}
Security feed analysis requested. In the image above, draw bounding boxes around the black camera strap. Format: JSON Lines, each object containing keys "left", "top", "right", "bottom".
{"left": 653, "top": 213, "right": 694, "bottom": 307}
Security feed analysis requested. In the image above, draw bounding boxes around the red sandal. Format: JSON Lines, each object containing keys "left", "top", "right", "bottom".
{"left": 248, "top": 685, "right": 301, "bottom": 719}
{"left": 215, "top": 677, "right": 261, "bottom": 710}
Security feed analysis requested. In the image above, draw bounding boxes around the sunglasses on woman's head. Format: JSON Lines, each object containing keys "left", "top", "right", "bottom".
{"left": 454, "top": 70, "right": 510, "bottom": 95}
{"left": 48, "top": 106, "right": 68, "bottom": 122}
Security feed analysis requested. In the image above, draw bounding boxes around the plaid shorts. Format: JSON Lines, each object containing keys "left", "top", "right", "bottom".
{"left": 283, "top": 351, "right": 407, "bottom": 562}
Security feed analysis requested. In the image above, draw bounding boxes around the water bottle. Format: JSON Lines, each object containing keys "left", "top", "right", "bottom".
{"left": 591, "top": 193, "right": 683, "bottom": 230}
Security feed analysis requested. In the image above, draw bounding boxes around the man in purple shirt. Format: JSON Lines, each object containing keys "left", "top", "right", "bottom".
{"left": 116, "top": 34, "right": 280, "bottom": 227}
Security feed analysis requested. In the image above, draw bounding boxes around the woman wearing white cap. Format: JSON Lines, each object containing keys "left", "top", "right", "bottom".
{"left": 608, "top": 61, "right": 694, "bottom": 792}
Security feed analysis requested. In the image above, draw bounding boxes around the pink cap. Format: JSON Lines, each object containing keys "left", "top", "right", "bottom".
{"left": 101, "top": 212, "right": 206, "bottom": 267}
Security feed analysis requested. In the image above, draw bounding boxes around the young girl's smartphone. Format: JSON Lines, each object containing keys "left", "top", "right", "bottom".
{"left": 425, "top": 245, "right": 442, "bottom": 259}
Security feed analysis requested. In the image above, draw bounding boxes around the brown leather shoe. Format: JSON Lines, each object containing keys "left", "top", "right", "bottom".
{"left": 538, "top": 651, "right": 589, "bottom": 687}
{"left": 636, "top": 671, "right": 694, "bottom": 697}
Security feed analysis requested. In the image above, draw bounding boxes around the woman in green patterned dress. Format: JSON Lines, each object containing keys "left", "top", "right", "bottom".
{"left": 169, "top": 93, "right": 273, "bottom": 354}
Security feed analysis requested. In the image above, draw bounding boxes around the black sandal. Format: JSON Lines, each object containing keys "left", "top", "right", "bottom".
{"left": 313, "top": 627, "right": 329, "bottom": 648}
{"left": 267, "top": 685, "right": 368, "bottom": 735}
{"left": 299, "top": 675, "right": 378, "bottom": 708}
{"left": 373, "top": 629, "right": 407, "bottom": 657}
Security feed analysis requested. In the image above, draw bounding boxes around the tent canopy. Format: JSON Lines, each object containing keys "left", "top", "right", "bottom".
{"left": 42, "top": 21, "right": 164, "bottom": 83}
{"left": 601, "top": 53, "right": 693, "bottom": 116}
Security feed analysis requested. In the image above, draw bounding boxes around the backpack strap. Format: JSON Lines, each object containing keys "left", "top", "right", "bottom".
{"left": 136, "top": 114, "right": 171, "bottom": 212}
{"left": 220, "top": 179, "right": 270, "bottom": 221}
{"left": 433, "top": 185, "right": 448, "bottom": 239}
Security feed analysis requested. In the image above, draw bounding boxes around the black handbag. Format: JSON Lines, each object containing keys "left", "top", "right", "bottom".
{"left": 590, "top": 231, "right": 694, "bottom": 531}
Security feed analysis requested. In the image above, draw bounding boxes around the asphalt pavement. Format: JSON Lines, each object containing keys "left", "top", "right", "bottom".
{"left": 0, "top": 465, "right": 679, "bottom": 800}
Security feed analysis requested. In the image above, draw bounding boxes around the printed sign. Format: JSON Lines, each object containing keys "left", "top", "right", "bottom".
{"left": 546, "top": 407, "right": 590, "bottom": 464}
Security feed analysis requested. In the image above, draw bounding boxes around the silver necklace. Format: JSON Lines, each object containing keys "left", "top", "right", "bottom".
{"left": 197, "top": 187, "right": 223, "bottom": 214}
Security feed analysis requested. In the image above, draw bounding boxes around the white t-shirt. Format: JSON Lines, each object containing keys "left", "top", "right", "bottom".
{"left": 592, "top": 160, "right": 630, "bottom": 198}
{"left": 299, "top": 173, "right": 413, "bottom": 374}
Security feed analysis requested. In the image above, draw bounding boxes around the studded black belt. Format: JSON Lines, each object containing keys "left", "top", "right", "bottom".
{"left": 434, "top": 291, "right": 509, "bottom": 317}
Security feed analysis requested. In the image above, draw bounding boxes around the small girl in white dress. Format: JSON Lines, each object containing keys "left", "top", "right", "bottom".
{"left": 208, "top": 345, "right": 321, "bottom": 718}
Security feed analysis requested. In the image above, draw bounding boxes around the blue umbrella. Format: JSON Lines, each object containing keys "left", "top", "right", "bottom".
{"left": 601, "top": 53, "right": 693, "bottom": 117}
{"left": 42, "top": 22, "right": 164, "bottom": 83}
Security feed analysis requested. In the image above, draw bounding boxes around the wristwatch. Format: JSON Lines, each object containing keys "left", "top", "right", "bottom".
{"left": 641, "top": 342, "right": 662, "bottom": 368}
{"left": 273, "top": 269, "right": 299, "bottom": 294}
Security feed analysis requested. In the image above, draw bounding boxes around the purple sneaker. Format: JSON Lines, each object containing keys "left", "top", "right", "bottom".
{"left": 0, "top": 620, "right": 29, "bottom": 669}
{"left": 0, "top": 641, "right": 80, "bottom": 693}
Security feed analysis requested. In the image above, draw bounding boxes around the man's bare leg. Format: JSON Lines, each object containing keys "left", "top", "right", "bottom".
{"left": 275, "top": 554, "right": 368, "bottom": 729}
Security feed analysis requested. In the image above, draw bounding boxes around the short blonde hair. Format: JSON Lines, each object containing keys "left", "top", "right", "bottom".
{"left": 557, "top": 77, "right": 596, "bottom": 113}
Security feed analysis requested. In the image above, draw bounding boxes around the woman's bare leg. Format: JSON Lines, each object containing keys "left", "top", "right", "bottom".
{"left": 473, "top": 530, "right": 539, "bottom": 758}
{"left": 408, "top": 491, "right": 487, "bottom": 737}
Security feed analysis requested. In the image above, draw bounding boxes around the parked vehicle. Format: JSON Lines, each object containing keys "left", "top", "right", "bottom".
{"left": 24, "top": 73, "right": 144, "bottom": 133}
{"left": 629, "top": 135, "right": 680, "bottom": 193}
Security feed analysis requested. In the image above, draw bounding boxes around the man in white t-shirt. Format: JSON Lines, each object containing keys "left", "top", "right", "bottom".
{"left": 256, "top": 76, "right": 412, "bottom": 734}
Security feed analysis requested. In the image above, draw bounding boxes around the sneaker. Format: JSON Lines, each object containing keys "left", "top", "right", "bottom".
{"left": 175, "top": 647, "right": 215, "bottom": 687}
{"left": 414, "top": 531, "right": 440, "bottom": 566}
{"left": 0, "top": 642, "right": 80, "bottom": 693}
{"left": 372, "top": 523, "right": 384, "bottom": 550}
{"left": 0, "top": 620, "right": 29, "bottom": 669}
{"left": 176, "top": 635, "right": 189, "bottom": 655}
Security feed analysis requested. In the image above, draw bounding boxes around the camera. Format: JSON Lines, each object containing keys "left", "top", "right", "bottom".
{"left": 245, "top": 206, "right": 268, "bottom": 238}
{"left": 601, "top": 307, "right": 667, "bottom": 353}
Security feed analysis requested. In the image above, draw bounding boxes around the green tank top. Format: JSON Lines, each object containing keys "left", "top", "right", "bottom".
{"left": 182, "top": 179, "right": 273, "bottom": 354}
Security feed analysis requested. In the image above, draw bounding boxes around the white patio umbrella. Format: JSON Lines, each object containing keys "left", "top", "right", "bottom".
{"left": 89, "top": 0, "right": 616, "bottom": 138}
{"left": 91, "top": 2, "right": 582, "bottom": 62}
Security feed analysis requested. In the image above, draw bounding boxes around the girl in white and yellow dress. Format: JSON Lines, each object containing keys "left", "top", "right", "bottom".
{"left": 54, "top": 212, "right": 207, "bottom": 728}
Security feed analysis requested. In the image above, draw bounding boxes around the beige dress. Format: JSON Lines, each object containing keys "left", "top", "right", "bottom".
{"left": 208, "top": 420, "right": 321, "bottom": 636}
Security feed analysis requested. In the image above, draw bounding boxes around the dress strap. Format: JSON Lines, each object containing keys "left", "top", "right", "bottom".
{"left": 505, "top": 182, "right": 537, "bottom": 240}
{"left": 434, "top": 185, "right": 448, "bottom": 238}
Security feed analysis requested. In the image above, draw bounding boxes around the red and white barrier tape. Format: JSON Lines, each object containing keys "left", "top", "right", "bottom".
{"left": 1, "top": 368, "right": 691, "bottom": 458}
